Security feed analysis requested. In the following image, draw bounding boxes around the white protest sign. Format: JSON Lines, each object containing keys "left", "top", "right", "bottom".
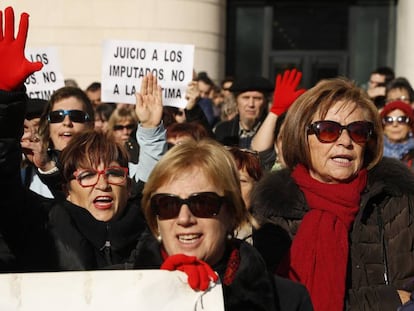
{"left": 0, "top": 270, "right": 224, "bottom": 311}
{"left": 101, "top": 40, "right": 194, "bottom": 108}
{"left": 24, "top": 47, "right": 65, "bottom": 100}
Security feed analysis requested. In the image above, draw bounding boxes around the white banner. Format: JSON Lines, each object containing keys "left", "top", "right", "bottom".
{"left": 24, "top": 47, "right": 65, "bottom": 100}
{"left": 0, "top": 270, "right": 224, "bottom": 311}
{"left": 101, "top": 40, "right": 194, "bottom": 108}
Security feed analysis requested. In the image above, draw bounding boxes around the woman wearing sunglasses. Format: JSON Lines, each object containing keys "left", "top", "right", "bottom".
{"left": 380, "top": 100, "right": 414, "bottom": 168}
{"left": 124, "top": 138, "right": 312, "bottom": 310}
{"left": 1, "top": 74, "right": 165, "bottom": 271}
{"left": 107, "top": 107, "right": 139, "bottom": 164}
{"left": 19, "top": 86, "right": 95, "bottom": 198}
{"left": 251, "top": 78, "right": 414, "bottom": 310}
{"left": 0, "top": 5, "right": 167, "bottom": 272}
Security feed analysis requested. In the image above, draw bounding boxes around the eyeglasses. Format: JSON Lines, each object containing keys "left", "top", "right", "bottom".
{"left": 151, "top": 192, "right": 226, "bottom": 220}
{"left": 73, "top": 166, "right": 128, "bottom": 187}
{"left": 48, "top": 110, "right": 91, "bottom": 123}
{"left": 383, "top": 115, "right": 410, "bottom": 125}
{"left": 113, "top": 124, "right": 135, "bottom": 131}
{"left": 307, "top": 120, "right": 373, "bottom": 144}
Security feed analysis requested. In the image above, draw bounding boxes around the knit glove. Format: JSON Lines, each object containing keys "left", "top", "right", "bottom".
{"left": 0, "top": 7, "right": 43, "bottom": 91}
{"left": 161, "top": 254, "right": 218, "bottom": 291}
{"left": 270, "top": 68, "right": 306, "bottom": 116}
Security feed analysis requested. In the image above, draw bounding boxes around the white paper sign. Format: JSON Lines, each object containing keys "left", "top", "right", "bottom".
{"left": 24, "top": 47, "right": 65, "bottom": 100}
{"left": 0, "top": 270, "right": 224, "bottom": 311}
{"left": 101, "top": 40, "right": 195, "bottom": 108}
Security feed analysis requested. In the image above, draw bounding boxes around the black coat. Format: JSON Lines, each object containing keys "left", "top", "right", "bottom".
{"left": 251, "top": 157, "right": 414, "bottom": 310}
{"left": 124, "top": 230, "right": 313, "bottom": 311}
{"left": 0, "top": 89, "right": 146, "bottom": 272}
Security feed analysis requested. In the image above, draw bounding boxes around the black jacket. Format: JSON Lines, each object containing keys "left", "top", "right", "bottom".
{"left": 251, "top": 158, "right": 414, "bottom": 310}
{"left": 0, "top": 89, "right": 146, "bottom": 272}
{"left": 124, "top": 230, "right": 313, "bottom": 311}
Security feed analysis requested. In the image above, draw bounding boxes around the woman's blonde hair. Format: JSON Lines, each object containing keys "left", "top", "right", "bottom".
{"left": 142, "top": 138, "right": 248, "bottom": 236}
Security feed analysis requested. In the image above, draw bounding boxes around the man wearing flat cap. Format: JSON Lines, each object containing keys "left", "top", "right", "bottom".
{"left": 213, "top": 75, "right": 273, "bottom": 149}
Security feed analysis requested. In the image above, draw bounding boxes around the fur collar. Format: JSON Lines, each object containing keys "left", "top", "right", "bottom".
{"left": 251, "top": 157, "right": 414, "bottom": 222}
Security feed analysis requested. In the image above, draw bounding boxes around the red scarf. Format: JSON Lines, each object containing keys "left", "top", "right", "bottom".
{"left": 276, "top": 164, "right": 367, "bottom": 311}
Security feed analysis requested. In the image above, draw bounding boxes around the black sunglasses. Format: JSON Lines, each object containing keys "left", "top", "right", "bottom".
{"left": 113, "top": 124, "right": 136, "bottom": 131}
{"left": 382, "top": 115, "right": 410, "bottom": 125}
{"left": 151, "top": 192, "right": 226, "bottom": 220}
{"left": 48, "top": 109, "right": 91, "bottom": 123}
{"left": 307, "top": 120, "right": 373, "bottom": 143}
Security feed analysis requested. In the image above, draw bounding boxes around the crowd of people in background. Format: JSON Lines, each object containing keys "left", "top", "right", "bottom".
{"left": 3, "top": 5, "right": 414, "bottom": 311}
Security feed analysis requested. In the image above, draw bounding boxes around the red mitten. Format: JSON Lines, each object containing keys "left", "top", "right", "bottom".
{"left": 0, "top": 7, "right": 43, "bottom": 91}
{"left": 160, "top": 254, "right": 218, "bottom": 291}
{"left": 270, "top": 68, "right": 306, "bottom": 116}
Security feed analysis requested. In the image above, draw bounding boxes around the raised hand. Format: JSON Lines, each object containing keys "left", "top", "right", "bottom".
{"left": 0, "top": 6, "right": 43, "bottom": 91}
{"left": 161, "top": 254, "right": 218, "bottom": 291}
{"left": 270, "top": 68, "right": 306, "bottom": 116}
{"left": 20, "top": 121, "right": 50, "bottom": 169}
{"left": 185, "top": 80, "right": 200, "bottom": 110}
{"left": 135, "top": 74, "right": 163, "bottom": 128}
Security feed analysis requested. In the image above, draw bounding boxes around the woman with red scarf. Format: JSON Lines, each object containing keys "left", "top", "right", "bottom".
{"left": 251, "top": 78, "right": 414, "bottom": 310}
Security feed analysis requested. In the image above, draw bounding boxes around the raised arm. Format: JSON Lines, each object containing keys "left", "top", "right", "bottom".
{"left": 251, "top": 69, "right": 305, "bottom": 152}
{"left": 130, "top": 74, "right": 167, "bottom": 183}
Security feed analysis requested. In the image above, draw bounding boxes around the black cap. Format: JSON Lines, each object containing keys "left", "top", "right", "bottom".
{"left": 25, "top": 98, "right": 48, "bottom": 120}
{"left": 229, "top": 76, "right": 273, "bottom": 94}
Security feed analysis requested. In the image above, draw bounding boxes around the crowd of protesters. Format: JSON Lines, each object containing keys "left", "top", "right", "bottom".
{"left": 2, "top": 5, "right": 414, "bottom": 311}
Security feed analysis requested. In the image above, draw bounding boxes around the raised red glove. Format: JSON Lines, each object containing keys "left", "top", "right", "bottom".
{"left": 270, "top": 68, "right": 306, "bottom": 116}
{"left": 0, "top": 7, "right": 43, "bottom": 91}
{"left": 160, "top": 254, "right": 218, "bottom": 291}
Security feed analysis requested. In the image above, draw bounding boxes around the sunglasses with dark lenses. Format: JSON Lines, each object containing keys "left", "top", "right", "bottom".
{"left": 48, "top": 109, "right": 91, "bottom": 123}
{"left": 382, "top": 115, "right": 410, "bottom": 125}
{"left": 151, "top": 192, "right": 226, "bottom": 220}
{"left": 307, "top": 120, "right": 374, "bottom": 143}
{"left": 113, "top": 124, "right": 136, "bottom": 131}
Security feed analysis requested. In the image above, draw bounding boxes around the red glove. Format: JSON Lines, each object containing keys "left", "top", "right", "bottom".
{"left": 161, "top": 254, "right": 218, "bottom": 291}
{"left": 0, "top": 7, "right": 43, "bottom": 91}
{"left": 270, "top": 68, "right": 306, "bottom": 116}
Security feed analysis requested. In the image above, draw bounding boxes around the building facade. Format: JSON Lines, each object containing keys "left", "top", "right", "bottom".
{"left": 7, "top": 0, "right": 413, "bottom": 89}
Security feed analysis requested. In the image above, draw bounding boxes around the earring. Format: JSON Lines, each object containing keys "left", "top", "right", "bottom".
{"left": 227, "top": 232, "right": 233, "bottom": 240}
{"left": 157, "top": 234, "right": 162, "bottom": 243}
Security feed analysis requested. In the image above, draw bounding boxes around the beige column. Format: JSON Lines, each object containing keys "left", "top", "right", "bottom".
{"left": 7, "top": 0, "right": 226, "bottom": 88}
{"left": 395, "top": 0, "right": 414, "bottom": 83}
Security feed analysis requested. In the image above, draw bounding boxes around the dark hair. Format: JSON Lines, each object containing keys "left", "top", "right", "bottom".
{"left": 274, "top": 112, "right": 287, "bottom": 143}
{"left": 386, "top": 77, "right": 414, "bottom": 102}
{"left": 372, "top": 66, "right": 395, "bottom": 84}
{"left": 162, "top": 106, "right": 183, "bottom": 128}
{"left": 86, "top": 82, "right": 101, "bottom": 92}
{"left": 95, "top": 103, "right": 116, "bottom": 122}
{"left": 60, "top": 130, "right": 129, "bottom": 184}
{"left": 167, "top": 122, "right": 210, "bottom": 141}
{"left": 196, "top": 71, "right": 214, "bottom": 86}
{"left": 226, "top": 147, "right": 263, "bottom": 182}
{"left": 38, "top": 87, "right": 95, "bottom": 149}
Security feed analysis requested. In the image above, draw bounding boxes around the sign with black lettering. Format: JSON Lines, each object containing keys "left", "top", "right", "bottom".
{"left": 101, "top": 40, "right": 194, "bottom": 108}
{"left": 24, "top": 47, "right": 65, "bottom": 100}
